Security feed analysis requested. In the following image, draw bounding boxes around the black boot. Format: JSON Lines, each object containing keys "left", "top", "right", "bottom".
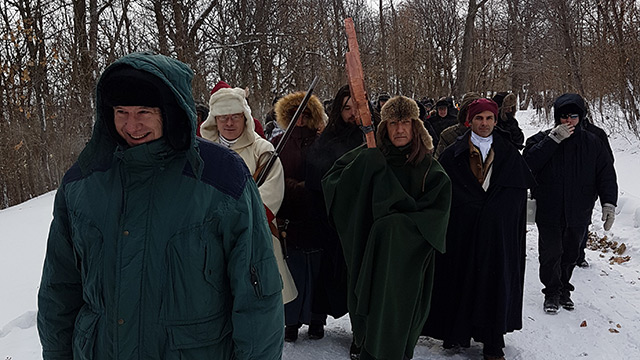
{"left": 284, "top": 324, "right": 299, "bottom": 342}
{"left": 308, "top": 321, "right": 325, "bottom": 339}
{"left": 559, "top": 292, "right": 575, "bottom": 310}
{"left": 350, "top": 339, "right": 361, "bottom": 360}
{"left": 544, "top": 296, "right": 560, "bottom": 314}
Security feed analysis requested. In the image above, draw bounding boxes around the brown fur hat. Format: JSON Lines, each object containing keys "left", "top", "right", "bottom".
{"left": 377, "top": 95, "right": 433, "bottom": 152}
{"left": 501, "top": 93, "right": 517, "bottom": 112}
{"left": 274, "top": 91, "right": 326, "bottom": 131}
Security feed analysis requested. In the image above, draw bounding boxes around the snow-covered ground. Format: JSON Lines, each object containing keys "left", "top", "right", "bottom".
{"left": 1, "top": 108, "right": 639, "bottom": 359}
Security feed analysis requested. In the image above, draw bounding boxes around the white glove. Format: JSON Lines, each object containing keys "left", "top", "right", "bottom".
{"left": 548, "top": 124, "right": 574, "bottom": 143}
{"left": 601, "top": 203, "right": 616, "bottom": 231}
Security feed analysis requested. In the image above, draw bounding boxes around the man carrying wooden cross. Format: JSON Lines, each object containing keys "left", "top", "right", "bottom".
{"left": 322, "top": 96, "right": 452, "bottom": 360}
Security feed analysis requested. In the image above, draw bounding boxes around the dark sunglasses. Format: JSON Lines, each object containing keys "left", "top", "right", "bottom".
{"left": 559, "top": 114, "right": 579, "bottom": 120}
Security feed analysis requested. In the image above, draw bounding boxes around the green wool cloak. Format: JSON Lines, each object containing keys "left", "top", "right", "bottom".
{"left": 322, "top": 144, "right": 451, "bottom": 360}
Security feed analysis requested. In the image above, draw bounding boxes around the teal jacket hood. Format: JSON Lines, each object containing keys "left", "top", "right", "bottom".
{"left": 78, "top": 52, "right": 202, "bottom": 177}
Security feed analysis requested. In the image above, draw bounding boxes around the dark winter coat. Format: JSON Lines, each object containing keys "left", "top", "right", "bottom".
{"left": 523, "top": 94, "right": 618, "bottom": 227}
{"left": 428, "top": 113, "right": 458, "bottom": 140}
{"left": 435, "top": 124, "right": 469, "bottom": 159}
{"left": 272, "top": 126, "right": 318, "bottom": 248}
{"left": 272, "top": 91, "right": 325, "bottom": 249}
{"left": 584, "top": 121, "right": 614, "bottom": 162}
{"left": 497, "top": 112, "right": 525, "bottom": 149}
{"left": 37, "top": 53, "right": 284, "bottom": 360}
{"left": 423, "top": 130, "right": 535, "bottom": 346}
{"left": 303, "top": 124, "right": 363, "bottom": 318}
{"left": 422, "top": 118, "right": 440, "bottom": 147}
{"left": 323, "top": 142, "right": 451, "bottom": 360}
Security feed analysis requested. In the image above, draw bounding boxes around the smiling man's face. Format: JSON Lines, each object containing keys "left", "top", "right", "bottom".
{"left": 113, "top": 106, "right": 163, "bottom": 146}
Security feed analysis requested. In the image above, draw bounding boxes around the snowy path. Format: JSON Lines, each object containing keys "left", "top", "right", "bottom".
{"left": 281, "top": 225, "right": 640, "bottom": 360}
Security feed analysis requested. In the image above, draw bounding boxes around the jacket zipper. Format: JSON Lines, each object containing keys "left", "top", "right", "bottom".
{"left": 250, "top": 265, "right": 262, "bottom": 298}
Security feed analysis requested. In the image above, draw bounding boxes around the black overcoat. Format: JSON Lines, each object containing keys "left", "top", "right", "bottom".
{"left": 523, "top": 124, "right": 617, "bottom": 227}
{"left": 423, "top": 131, "right": 535, "bottom": 346}
{"left": 304, "top": 125, "right": 364, "bottom": 318}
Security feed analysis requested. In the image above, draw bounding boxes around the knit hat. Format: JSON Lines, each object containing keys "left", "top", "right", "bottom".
{"left": 210, "top": 80, "right": 231, "bottom": 94}
{"left": 100, "top": 65, "right": 190, "bottom": 150}
{"left": 466, "top": 98, "right": 499, "bottom": 123}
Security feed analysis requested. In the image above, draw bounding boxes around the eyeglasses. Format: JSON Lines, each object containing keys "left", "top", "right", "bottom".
{"left": 215, "top": 113, "right": 244, "bottom": 123}
{"left": 559, "top": 114, "right": 579, "bottom": 120}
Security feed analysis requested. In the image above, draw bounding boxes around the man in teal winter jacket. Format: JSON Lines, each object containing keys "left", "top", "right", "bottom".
{"left": 37, "top": 52, "right": 284, "bottom": 359}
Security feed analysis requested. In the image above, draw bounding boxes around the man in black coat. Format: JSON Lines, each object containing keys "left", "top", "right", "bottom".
{"left": 423, "top": 98, "right": 535, "bottom": 360}
{"left": 576, "top": 114, "right": 615, "bottom": 267}
{"left": 523, "top": 93, "right": 618, "bottom": 314}
{"left": 427, "top": 97, "right": 458, "bottom": 148}
{"left": 304, "top": 84, "right": 363, "bottom": 334}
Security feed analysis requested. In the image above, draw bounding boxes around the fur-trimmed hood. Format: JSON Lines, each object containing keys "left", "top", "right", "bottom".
{"left": 377, "top": 95, "right": 434, "bottom": 152}
{"left": 274, "top": 91, "right": 326, "bottom": 131}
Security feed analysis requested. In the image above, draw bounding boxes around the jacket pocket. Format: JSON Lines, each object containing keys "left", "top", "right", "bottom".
{"left": 164, "top": 220, "right": 227, "bottom": 319}
{"left": 250, "top": 256, "right": 283, "bottom": 299}
{"left": 72, "top": 306, "right": 100, "bottom": 360}
{"left": 69, "top": 213, "right": 104, "bottom": 304}
{"left": 166, "top": 313, "right": 232, "bottom": 351}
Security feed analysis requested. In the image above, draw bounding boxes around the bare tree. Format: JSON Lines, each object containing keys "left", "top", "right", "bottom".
{"left": 455, "top": 0, "right": 490, "bottom": 97}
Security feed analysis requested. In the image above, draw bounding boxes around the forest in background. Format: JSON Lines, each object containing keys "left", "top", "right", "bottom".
{"left": 2, "top": 0, "right": 640, "bottom": 209}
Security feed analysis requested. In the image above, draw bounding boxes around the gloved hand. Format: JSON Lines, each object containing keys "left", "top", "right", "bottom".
{"left": 548, "top": 124, "right": 574, "bottom": 143}
{"left": 601, "top": 203, "right": 616, "bottom": 231}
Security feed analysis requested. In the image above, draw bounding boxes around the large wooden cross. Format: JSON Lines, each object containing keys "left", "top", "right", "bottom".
{"left": 345, "top": 17, "right": 376, "bottom": 148}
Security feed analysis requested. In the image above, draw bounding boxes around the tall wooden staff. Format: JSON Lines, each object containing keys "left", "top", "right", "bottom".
{"left": 345, "top": 17, "right": 376, "bottom": 148}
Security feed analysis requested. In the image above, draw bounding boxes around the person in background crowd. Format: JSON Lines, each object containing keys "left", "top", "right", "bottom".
{"left": 420, "top": 97, "right": 435, "bottom": 113}
{"left": 376, "top": 92, "right": 391, "bottom": 113}
{"left": 271, "top": 91, "right": 327, "bottom": 342}
{"left": 492, "top": 92, "right": 525, "bottom": 149}
{"left": 201, "top": 82, "right": 298, "bottom": 305}
{"left": 195, "top": 101, "right": 209, "bottom": 137}
{"left": 427, "top": 96, "right": 458, "bottom": 149}
{"left": 434, "top": 92, "right": 481, "bottom": 158}
{"left": 524, "top": 93, "right": 618, "bottom": 314}
{"left": 305, "top": 84, "right": 363, "bottom": 357}
{"left": 323, "top": 95, "right": 451, "bottom": 360}
{"left": 416, "top": 98, "right": 439, "bottom": 146}
{"left": 37, "top": 52, "right": 284, "bottom": 360}
{"left": 207, "top": 80, "right": 266, "bottom": 138}
{"left": 424, "top": 98, "right": 535, "bottom": 360}
{"left": 263, "top": 95, "right": 283, "bottom": 141}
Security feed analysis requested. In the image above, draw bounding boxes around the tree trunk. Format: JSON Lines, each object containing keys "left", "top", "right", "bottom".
{"left": 455, "top": 0, "right": 489, "bottom": 97}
